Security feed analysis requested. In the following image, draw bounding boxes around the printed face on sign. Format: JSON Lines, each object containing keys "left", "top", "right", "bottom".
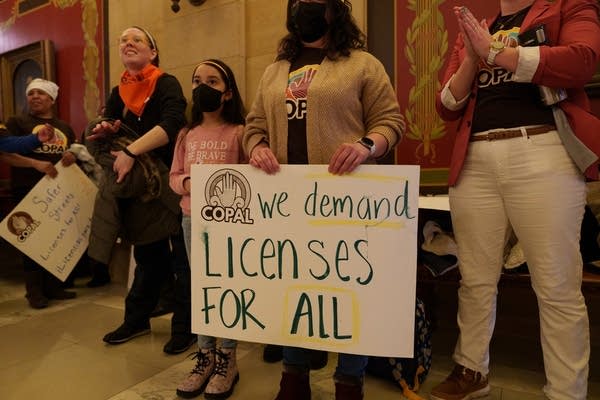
{"left": 6, "top": 211, "right": 39, "bottom": 242}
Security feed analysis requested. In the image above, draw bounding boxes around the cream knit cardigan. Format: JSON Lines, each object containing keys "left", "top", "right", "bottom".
{"left": 244, "top": 50, "right": 405, "bottom": 163}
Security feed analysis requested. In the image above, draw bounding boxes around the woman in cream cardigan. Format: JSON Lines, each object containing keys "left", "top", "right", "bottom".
{"left": 243, "top": 1, "right": 405, "bottom": 399}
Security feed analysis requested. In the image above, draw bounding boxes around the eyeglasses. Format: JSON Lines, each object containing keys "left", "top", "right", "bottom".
{"left": 118, "top": 35, "right": 151, "bottom": 48}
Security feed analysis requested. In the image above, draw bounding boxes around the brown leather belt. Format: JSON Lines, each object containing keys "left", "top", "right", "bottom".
{"left": 470, "top": 124, "right": 556, "bottom": 142}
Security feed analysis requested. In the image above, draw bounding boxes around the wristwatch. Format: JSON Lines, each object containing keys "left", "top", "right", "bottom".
{"left": 487, "top": 40, "right": 505, "bottom": 66}
{"left": 356, "top": 137, "right": 376, "bottom": 157}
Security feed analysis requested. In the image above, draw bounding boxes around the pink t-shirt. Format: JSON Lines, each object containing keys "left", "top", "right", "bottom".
{"left": 169, "top": 123, "right": 247, "bottom": 215}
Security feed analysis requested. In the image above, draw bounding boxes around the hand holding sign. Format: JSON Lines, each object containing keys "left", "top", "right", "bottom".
{"left": 191, "top": 164, "right": 419, "bottom": 357}
{"left": 0, "top": 163, "right": 98, "bottom": 281}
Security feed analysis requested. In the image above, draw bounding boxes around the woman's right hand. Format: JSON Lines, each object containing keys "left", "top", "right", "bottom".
{"left": 454, "top": 6, "right": 492, "bottom": 61}
{"left": 454, "top": 6, "right": 486, "bottom": 65}
{"left": 32, "top": 159, "right": 58, "bottom": 178}
{"left": 87, "top": 119, "right": 122, "bottom": 141}
{"left": 249, "top": 143, "right": 280, "bottom": 174}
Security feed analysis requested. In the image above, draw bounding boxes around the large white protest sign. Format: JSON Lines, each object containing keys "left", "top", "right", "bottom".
{"left": 190, "top": 164, "right": 419, "bottom": 357}
{"left": 0, "top": 163, "right": 97, "bottom": 281}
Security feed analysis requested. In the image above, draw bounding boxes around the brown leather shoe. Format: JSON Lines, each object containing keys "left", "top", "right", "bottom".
{"left": 430, "top": 364, "right": 490, "bottom": 400}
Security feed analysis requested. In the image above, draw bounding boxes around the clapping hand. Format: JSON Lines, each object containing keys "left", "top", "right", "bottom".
{"left": 454, "top": 6, "right": 492, "bottom": 61}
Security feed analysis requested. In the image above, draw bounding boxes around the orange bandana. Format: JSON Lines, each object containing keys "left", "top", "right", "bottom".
{"left": 118, "top": 64, "right": 163, "bottom": 116}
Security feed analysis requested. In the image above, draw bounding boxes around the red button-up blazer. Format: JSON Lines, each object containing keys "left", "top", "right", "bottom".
{"left": 436, "top": 0, "right": 600, "bottom": 186}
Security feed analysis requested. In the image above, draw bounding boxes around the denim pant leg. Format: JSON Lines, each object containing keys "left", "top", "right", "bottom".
{"left": 335, "top": 353, "right": 369, "bottom": 379}
{"left": 182, "top": 215, "right": 220, "bottom": 350}
{"left": 181, "top": 215, "right": 193, "bottom": 266}
{"left": 124, "top": 238, "right": 172, "bottom": 328}
{"left": 220, "top": 337, "right": 237, "bottom": 349}
{"left": 282, "top": 346, "right": 311, "bottom": 369}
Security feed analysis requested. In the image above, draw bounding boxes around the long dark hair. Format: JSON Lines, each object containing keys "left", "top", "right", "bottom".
{"left": 277, "top": 0, "right": 366, "bottom": 62}
{"left": 189, "top": 59, "right": 246, "bottom": 129}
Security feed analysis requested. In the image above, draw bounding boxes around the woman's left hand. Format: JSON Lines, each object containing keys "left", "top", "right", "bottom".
{"left": 328, "top": 142, "right": 370, "bottom": 175}
{"left": 455, "top": 6, "right": 492, "bottom": 60}
{"left": 60, "top": 151, "right": 77, "bottom": 167}
{"left": 110, "top": 150, "right": 135, "bottom": 183}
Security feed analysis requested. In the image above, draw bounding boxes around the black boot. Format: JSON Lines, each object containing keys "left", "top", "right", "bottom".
{"left": 24, "top": 270, "right": 48, "bottom": 309}
{"left": 64, "top": 271, "right": 76, "bottom": 288}
{"left": 86, "top": 260, "right": 111, "bottom": 288}
{"left": 334, "top": 374, "right": 363, "bottom": 400}
{"left": 274, "top": 367, "right": 311, "bottom": 400}
{"left": 163, "top": 333, "right": 197, "bottom": 355}
{"left": 44, "top": 272, "right": 76, "bottom": 300}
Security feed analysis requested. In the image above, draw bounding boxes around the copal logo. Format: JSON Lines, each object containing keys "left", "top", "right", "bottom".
{"left": 6, "top": 211, "right": 40, "bottom": 242}
{"left": 201, "top": 169, "right": 254, "bottom": 224}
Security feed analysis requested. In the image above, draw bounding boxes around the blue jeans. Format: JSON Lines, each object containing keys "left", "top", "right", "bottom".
{"left": 182, "top": 215, "right": 237, "bottom": 349}
{"left": 284, "top": 346, "right": 368, "bottom": 379}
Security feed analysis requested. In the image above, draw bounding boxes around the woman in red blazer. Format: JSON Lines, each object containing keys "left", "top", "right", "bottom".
{"left": 432, "top": 1, "right": 600, "bottom": 400}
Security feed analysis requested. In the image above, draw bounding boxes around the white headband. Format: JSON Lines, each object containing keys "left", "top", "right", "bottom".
{"left": 196, "top": 61, "right": 231, "bottom": 86}
{"left": 26, "top": 78, "right": 59, "bottom": 101}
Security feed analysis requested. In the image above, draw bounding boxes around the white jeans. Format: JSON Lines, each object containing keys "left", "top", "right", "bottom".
{"left": 449, "top": 131, "right": 589, "bottom": 400}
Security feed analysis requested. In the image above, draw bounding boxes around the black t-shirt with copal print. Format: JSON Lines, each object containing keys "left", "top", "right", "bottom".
{"left": 5, "top": 113, "right": 75, "bottom": 197}
{"left": 287, "top": 47, "right": 326, "bottom": 164}
{"left": 471, "top": 6, "right": 554, "bottom": 134}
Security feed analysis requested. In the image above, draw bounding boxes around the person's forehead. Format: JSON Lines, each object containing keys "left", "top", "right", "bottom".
{"left": 27, "top": 88, "right": 50, "bottom": 95}
{"left": 194, "top": 64, "right": 222, "bottom": 77}
{"left": 120, "top": 28, "right": 145, "bottom": 38}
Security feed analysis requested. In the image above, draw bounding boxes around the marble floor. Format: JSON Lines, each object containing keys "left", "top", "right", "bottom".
{"left": 1, "top": 240, "right": 600, "bottom": 400}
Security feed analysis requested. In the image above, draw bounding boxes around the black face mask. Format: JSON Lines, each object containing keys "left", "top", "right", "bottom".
{"left": 293, "top": 2, "right": 329, "bottom": 43}
{"left": 192, "top": 83, "right": 224, "bottom": 113}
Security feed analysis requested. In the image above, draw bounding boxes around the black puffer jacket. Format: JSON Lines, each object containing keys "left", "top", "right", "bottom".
{"left": 85, "top": 118, "right": 181, "bottom": 264}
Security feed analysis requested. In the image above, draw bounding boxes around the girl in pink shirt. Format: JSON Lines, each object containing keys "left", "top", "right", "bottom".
{"left": 169, "top": 59, "right": 246, "bottom": 400}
